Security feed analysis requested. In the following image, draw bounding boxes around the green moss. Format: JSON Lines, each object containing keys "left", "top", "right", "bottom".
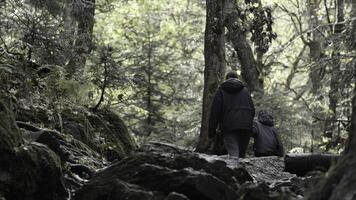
{"left": 0, "top": 93, "right": 23, "bottom": 152}
{"left": 0, "top": 143, "right": 65, "bottom": 200}
{"left": 59, "top": 107, "right": 136, "bottom": 161}
{"left": 15, "top": 101, "right": 136, "bottom": 161}
{"left": 87, "top": 109, "right": 137, "bottom": 160}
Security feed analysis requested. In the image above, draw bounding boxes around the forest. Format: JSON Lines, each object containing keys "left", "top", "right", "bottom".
{"left": 0, "top": 0, "right": 356, "bottom": 199}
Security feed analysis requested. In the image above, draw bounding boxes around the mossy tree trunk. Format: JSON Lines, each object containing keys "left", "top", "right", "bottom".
{"left": 0, "top": 94, "right": 23, "bottom": 152}
{"left": 196, "top": 0, "right": 226, "bottom": 153}
{"left": 65, "top": 0, "right": 96, "bottom": 78}
{"left": 224, "top": 0, "right": 264, "bottom": 93}
{"left": 324, "top": 0, "right": 345, "bottom": 146}
{"left": 306, "top": 0, "right": 325, "bottom": 94}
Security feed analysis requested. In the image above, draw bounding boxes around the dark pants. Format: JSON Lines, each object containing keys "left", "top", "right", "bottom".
{"left": 223, "top": 130, "right": 251, "bottom": 158}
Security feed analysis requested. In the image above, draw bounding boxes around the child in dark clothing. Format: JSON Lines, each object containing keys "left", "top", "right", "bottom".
{"left": 252, "top": 110, "right": 284, "bottom": 157}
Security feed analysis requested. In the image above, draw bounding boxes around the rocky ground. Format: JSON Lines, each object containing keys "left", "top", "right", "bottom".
{"left": 73, "top": 142, "right": 305, "bottom": 200}
{"left": 0, "top": 94, "right": 313, "bottom": 200}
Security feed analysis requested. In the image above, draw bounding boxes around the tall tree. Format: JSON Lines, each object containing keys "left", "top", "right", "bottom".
{"left": 196, "top": 0, "right": 276, "bottom": 152}
{"left": 65, "top": 0, "right": 96, "bottom": 78}
{"left": 325, "top": 0, "right": 345, "bottom": 143}
{"left": 307, "top": 1, "right": 356, "bottom": 199}
{"left": 94, "top": 0, "right": 205, "bottom": 142}
{"left": 196, "top": 0, "right": 226, "bottom": 152}
{"left": 224, "top": 0, "right": 263, "bottom": 93}
{"left": 306, "top": 0, "right": 325, "bottom": 94}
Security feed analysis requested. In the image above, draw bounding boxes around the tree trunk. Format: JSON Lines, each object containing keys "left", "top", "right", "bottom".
{"left": 63, "top": 1, "right": 76, "bottom": 67}
{"left": 146, "top": 43, "right": 154, "bottom": 136}
{"left": 93, "top": 62, "right": 108, "bottom": 111}
{"left": 343, "top": 0, "right": 356, "bottom": 154}
{"left": 66, "top": 0, "right": 95, "bottom": 79}
{"left": 307, "top": 0, "right": 324, "bottom": 94}
{"left": 63, "top": 2, "right": 75, "bottom": 46}
{"left": 325, "top": 0, "right": 345, "bottom": 145}
{"left": 224, "top": 0, "right": 263, "bottom": 93}
{"left": 350, "top": 0, "right": 356, "bottom": 49}
{"left": 196, "top": 0, "right": 225, "bottom": 153}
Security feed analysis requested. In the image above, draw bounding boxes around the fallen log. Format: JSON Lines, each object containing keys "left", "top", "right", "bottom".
{"left": 284, "top": 153, "right": 340, "bottom": 176}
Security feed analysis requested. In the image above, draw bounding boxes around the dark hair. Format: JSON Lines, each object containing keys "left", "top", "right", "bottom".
{"left": 258, "top": 109, "right": 275, "bottom": 125}
{"left": 225, "top": 71, "right": 238, "bottom": 80}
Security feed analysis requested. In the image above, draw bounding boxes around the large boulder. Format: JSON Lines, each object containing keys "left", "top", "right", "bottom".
{"left": 16, "top": 121, "right": 109, "bottom": 192}
{"left": 74, "top": 142, "right": 302, "bottom": 200}
{"left": 0, "top": 94, "right": 66, "bottom": 200}
{"left": 86, "top": 109, "right": 137, "bottom": 161}
{"left": 36, "top": 129, "right": 107, "bottom": 169}
{"left": 75, "top": 163, "right": 239, "bottom": 200}
{"left": 14, "top": 102, "right": 137, "bottom": 195}
{"left": 0, "top": 95, "right": 23, "bottom": 152}
{"left": 35, "top": 129, "right": 108, "bottom": 190}
{"left": 16, "top": 105, "right": 136, "bottom": 161}
{"left": 75, "top": 178, "right": 157, "bottom": 200}
{"left": 0, "top": 143, "right": 66, "bottom": 200}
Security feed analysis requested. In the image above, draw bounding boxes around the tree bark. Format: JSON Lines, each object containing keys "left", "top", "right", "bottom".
{"left": 343, "top": 0, "right": 356, "bottom": 154}
{"left": 224, "top": 0, "right": 263, "bottom": 93}
{"left": 196, "top": 0, "right": 225, "bottom": 153}
{"left": 93, "top": 62, "right": 108, "bottom": 111}
{"left": 63, "top": 2, "right": 75, "bottom": 46}
{"left": 325, "top": 0, "right": 345, "bottom": 145}
{"left": 146, "top": 40, "right": 154, "bottom": 136}
{"left": 66, "top": 0, "right": 96, "bottom": 79}
{"left": 350, "top": 0, "right": 356, "bottom": 49}
{"left": 307, "top": 0, "right": 325, "bottom": 94}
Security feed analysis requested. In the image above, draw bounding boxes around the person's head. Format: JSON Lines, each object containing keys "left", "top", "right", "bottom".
{"left": 225, "top": 71, "right": 238, "bottom": 80}
{"left": 258, "top": 109, "right": 274, "bottom": 126}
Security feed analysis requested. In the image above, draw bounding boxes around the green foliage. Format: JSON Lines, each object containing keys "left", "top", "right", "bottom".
{"left": 93, "top": 0, "right": 205, "bottom": 144}
{"left": 88, "top": 45, "right": 129, "bottom": 110}
{"left": 1, "top": 0, "right": 354, "bottom": 153}
{"left": 238, "top": 1, "right": 277, "bottom": 53}
{"left": 43, "top": 66, "right": 92, "bottom": 106}
{"left": 1, "top": 0, "right": 70, "bottom": 66}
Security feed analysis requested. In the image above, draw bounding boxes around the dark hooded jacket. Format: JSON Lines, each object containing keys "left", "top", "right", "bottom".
{"left": 252, "top": 110, "right": 284, "bottom": 157}
{"left": 208, "top": 78, "right": 255, "bottom": 138}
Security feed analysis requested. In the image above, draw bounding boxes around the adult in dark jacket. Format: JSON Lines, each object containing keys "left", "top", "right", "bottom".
{"left": 252, "top": 110, "right": 284, "bottom": 157}
{"left": 208, "top": 71, "right": 255, "bottom": 158}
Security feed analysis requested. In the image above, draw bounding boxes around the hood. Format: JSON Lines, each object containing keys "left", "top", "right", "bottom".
{"left": 220, "top": 78, "right": 244, "bottom": 93}
{"left": 258, "top": 110, "right": 274, "bottom": 126}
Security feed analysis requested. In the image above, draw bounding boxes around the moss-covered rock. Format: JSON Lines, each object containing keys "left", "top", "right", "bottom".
{"left": 16, "top": 105, "right": 136, "bottom": 161}
{"left": 16, "top": 119, "right": 109, "bottom": 194}
{"left": 0, "top": 143, "right": 67, "bottom": 200}
{"left": 0, "top": 94, "right": 67, "bottom": 200}
{"left": 87, "top": 109, "right": 137, "bottom": 161}
{"left": 75, "top": 142, "right": 304, "bottom": 200}
{"left": 36, "top": 129, "right": 107, "bottom": 168}
{"left": 0, "top": 94, "right": 23, "bottom": 152}
{"left": 16, "top": 105, "right": 50, "bottom": 125}
{"left": 74, "top": 178, "right": 158, "bottom": 200}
